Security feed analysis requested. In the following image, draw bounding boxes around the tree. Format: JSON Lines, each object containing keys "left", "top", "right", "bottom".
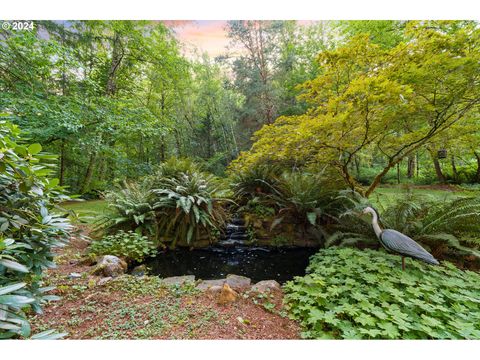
{"left": 231, "top": 21, "right": 480, "bottom": 197}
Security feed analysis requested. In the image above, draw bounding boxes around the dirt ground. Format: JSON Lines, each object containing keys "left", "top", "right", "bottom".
{"left": 29, "top": 240, "right": 301, "bottom": 340}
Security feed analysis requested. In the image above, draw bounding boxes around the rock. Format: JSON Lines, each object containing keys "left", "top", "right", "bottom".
{"left": 226, "top": 274, "right": 251, "bottom": 291}
{"left": 206, "top": 285, "right": 223, "bottom": 295}
{"left": 91, "top": 255, "right": 127, "bottom": 277}
{"left": 131, "top": 264, "right": 148, "bottom": 277}
{"left": 251, "top": 280, "right": 281, "bottom": 293}
{"left": 160, "top": 275, "right": 195, "bottom": 286}
{"left": 217, "top": 283, "right": 238, "bottom": 305}
{"left": 195, "top": 279, "right": 226, "bottom": 291}
{"left": 97, "top": 277, "right": 113, "bottom": 286}
{"left": 68, "top": 272, "right": 82, "bottom": 279}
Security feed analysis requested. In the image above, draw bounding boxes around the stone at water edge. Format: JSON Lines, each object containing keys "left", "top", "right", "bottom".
{"left": 91, "top": 255, "right": 128, "bottom": 278}
{"left": 195, "top": 279, "right": 226, "bottom": 291}
{"left": 131, "top": 264, "right": 148, "bottom": 277}
{"left": 206, "top": 285, "right": 223, "bottom": 295}
{"left": 217, "top": 283, "right": 238, "bottom": 305}
{"left": 251, "top": 280, "right": 281, "bottom": 293}
{"left": 225, "top": 274, "right": 251, "bottom": 291}
{"left": 160, "top": 275, "right": 195, "bottom": 286}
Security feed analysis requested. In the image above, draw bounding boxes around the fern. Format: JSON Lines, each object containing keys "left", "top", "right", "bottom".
{"left": 325, "top": 190, "right": 480, "bottom": 263}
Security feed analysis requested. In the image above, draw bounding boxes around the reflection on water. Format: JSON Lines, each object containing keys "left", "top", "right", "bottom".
{"left": 144, "top": 246, "right": 319, "bottom": 284}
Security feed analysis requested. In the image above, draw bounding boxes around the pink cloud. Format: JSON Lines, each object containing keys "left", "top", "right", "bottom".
{"left": 165, "top": 20, "right": 319, "bottom": 59}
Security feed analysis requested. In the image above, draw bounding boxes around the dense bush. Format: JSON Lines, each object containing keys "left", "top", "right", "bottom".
{"left": 89, "top": 231, "right": 156, "bottom": 263}
{"left": 100, "top": 158, "right": 229, "bottom": 248}
{"left": 0, "top": 121, "right": 71, "bottom": 338}
{"left": 326, "top": 190, "right": 480, "bottom": 262}
{"left": 284, "top": 247, "right": 480, "bottom": 339}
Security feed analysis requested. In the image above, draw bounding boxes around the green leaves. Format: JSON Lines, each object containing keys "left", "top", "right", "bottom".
{"left": 1, "top": 122, "right": 70, "bottom": 338}
{"left": 0, "top": 259, "right": 29, "bottom": 273}
{"left": 284, "top": 247, "right": 480, "bottom": 339}
{"left": 89, "top": 231, "right": 156, "bottom": 263}
{"left": 101, "top": 159, "right": 229, "bottom": 249}
{"left": 27, "top": 143, "right": 42, "bottom": 155}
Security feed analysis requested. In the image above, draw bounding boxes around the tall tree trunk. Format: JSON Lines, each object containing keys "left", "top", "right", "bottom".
{"left": 354, "top": 156, "right": 360, "bottom": 178}
{"left": 106, "top": 32, "right": 123, "bottom": 95}
{"left": 451, "top": 155, "right": 458, "bottom": 182}
{"left": 396, "top": 162, "right": 400, "bottom": 184}
{"left": 429, "top": 149, "right": 446, "bottom": 184}
{"left": 160, "top": 135, "right": 166, "bottom": 162}
{"left": 474, "top": 151, "right": 480, "bottom": 183}
{"left": 407, "top": 155, "right": 415, "bottom": 178}
{"left": 59, "top": 140, "right": 66, "bottom": 186}
{"left": 81, "top": 152, "right": 97, "bottom": 194}
{"left": 416, "top": 152, "right": 420, "bottom": 177}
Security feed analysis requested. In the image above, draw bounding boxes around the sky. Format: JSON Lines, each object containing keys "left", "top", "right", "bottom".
{"left": 164, "top": 20, "right": 317, "bottom": 58}
{"left": 167, "top": 21, "right": 230, "bottom": 58}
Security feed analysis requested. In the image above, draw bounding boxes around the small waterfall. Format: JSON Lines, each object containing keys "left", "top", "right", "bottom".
{"left": 218, "top": 217, "right": 248, "bottom": 247}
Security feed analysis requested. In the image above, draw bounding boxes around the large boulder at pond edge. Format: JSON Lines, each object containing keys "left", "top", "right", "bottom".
{"left": 91, "top": 255, "right": 127, "bottom": 277}
{"left": 225, "top": 274, "right": 251, "bottom": 291}
{"left": 251, "top": 280, "right": 281, "bottom": 293}
{"left": 160, "top": 275, "right": 195, "bottom": 286}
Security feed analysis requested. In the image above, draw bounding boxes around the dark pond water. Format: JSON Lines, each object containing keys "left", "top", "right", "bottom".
{"left": 144, "top": 246, "right": 319, "bottom": 284}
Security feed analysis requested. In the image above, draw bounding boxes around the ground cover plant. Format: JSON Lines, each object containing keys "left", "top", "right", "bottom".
{"left": 283, "top": 247, "right": 480, "bottom": 339}
{"left": 88, "top": 231, "right": 157, "bottom": 263}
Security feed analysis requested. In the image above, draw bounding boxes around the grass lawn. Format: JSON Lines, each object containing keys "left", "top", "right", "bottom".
{"left": 58, "top": 185, "right": 479, "bottom": 223}
{"left": 370, "top": 185, "right": 478, "bottom": 208}
{"left": 59, "top": 199, "right": 109, "bottom": 223}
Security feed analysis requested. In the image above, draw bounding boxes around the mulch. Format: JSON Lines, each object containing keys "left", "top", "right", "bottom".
{"left": 30, "top": 237, "right": 302, "bottom": 340}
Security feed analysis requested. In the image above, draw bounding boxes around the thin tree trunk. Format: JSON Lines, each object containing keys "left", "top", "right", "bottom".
{"left": 81, "top": 152, "right": 97, "bottom": 193}
{"left": 474, "top": 151, "right": 480, "bottom": 183}
{"left": 407, "top": 155, "right": 415, "bottom": 178}
{"left": 160, "top": 135, "right": 166, "bottom": 162}
{"left": 354, "top": 156, "right": 361, "bottom": 178}
{"left": 397, "top": 162, "right": 400, "bottom": 184}
{"left": 429, "top": 149, "right": 446, "bottom": 184}
{"left": 451, "top": 155, "right": 458, "bottom": 182}
{"left": 416, "top": 152, "right": 420, "bottom": 177}
{"left": 59, "top": 140, "right": 66, "bottom": 186}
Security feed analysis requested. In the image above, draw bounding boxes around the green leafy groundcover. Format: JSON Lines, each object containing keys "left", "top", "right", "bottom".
{"left": 283, "top": 247, "right": 480, "bottom": 339}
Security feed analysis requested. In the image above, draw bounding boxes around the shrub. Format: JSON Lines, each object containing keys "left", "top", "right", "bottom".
{"left": 284, "top": 247, "right": 480, "bottom": 339}
{"left": 0, "top": 120, "right": 71, "bottom": 338}
{"left": 89, "top": 231, "right": 156, "bottom": 263}
{"left": 100, "top": 158, "right": 229, "bottom": 249}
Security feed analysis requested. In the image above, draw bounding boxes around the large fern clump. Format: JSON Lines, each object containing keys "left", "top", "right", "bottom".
{"left": 99, "top": 181, "right": 156, "bottom": 236}
{"left": 99, "top": 158, "right": 229, "bottom": 249}
{"left": 267, "top": 172, "right": 339, "bottom": 230}
{"left": 284, "top": 247, "right": 480, "bottom": 339}
{"left": 325, "top": 190, "right": 480, "bottom": 263}
{"left": 151, "top": 172, "right": 229, "bottom": 248}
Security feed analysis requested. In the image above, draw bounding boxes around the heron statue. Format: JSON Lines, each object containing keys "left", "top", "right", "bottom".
{"left": 362, "top": 206, "right": 439, "bottom": 270}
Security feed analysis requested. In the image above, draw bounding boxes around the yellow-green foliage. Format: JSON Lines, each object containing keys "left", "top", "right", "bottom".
{"left": 230, "top": 21, "right": 480, "bottom": 196}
